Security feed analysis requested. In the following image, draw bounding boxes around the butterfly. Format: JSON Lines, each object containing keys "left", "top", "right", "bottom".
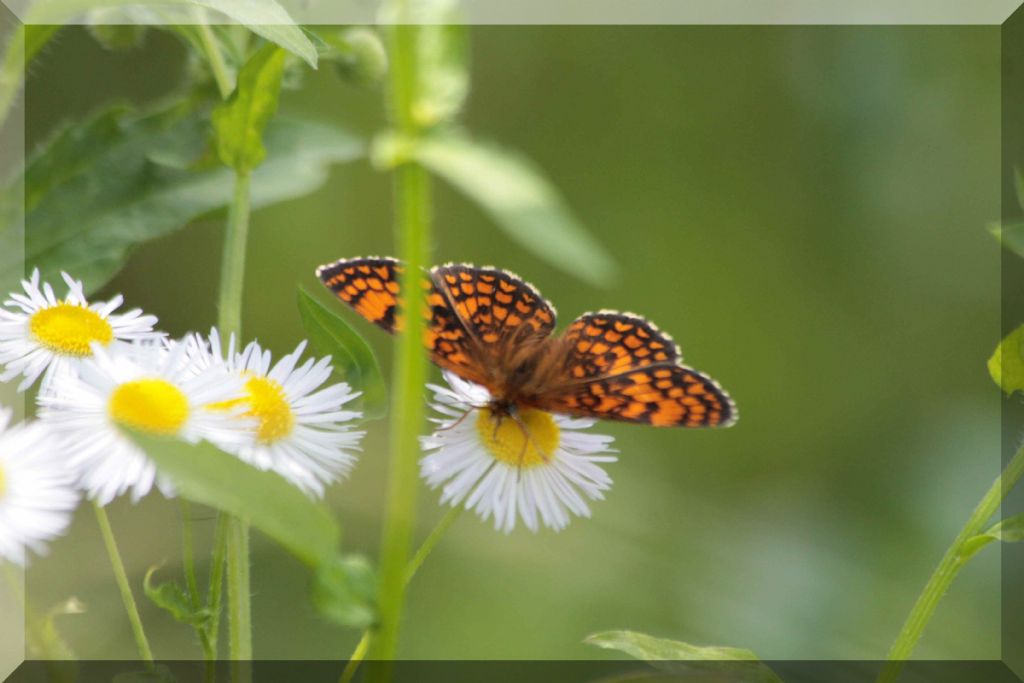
{"left": 316, "top": 257, "right": 736, "bottom": 428}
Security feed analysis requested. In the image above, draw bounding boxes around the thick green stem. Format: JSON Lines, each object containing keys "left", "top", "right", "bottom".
{"left": 876, "top": 442, "right": 1024, "bottom": 683}
{"left": 345, "top": 506, "right": 461, "bottom": 683}
{"left": 217, "top": 168, "right": 253, "bottom": 668}
{"left": 94, "top": 504, "right": 154, "bottom": 664}
{"left": 368, "top": 9, "right": 432, "bottom": 673}
{"left": 218, "top": 170, "right": 252, "bottom": 341}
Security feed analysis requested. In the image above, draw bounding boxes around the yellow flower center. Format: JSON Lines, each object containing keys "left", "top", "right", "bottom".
{"left": 475, "top": 407, "right": 560, "bottom": 468}
{"left": 108, "top": 379, "right": 189, "bottom": 435}
{"left": 29, "top": 302, "right": 113, "bottom": 357}
{"left": 210, "top": 376, "right": 294, "bottom": 444}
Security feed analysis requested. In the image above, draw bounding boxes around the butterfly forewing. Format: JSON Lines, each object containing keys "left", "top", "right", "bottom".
{"left": 317, "top": 257, "right": 488, "bottom": 384}
{"left": 430, "top": 264, "right": 557, "bottom": 348}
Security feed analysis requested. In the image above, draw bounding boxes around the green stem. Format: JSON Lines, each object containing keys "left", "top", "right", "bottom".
{"left": 226, "top": 516, "right": 251, "bottom": 662}
{"left": 344, "top": 507, "right": 461, "bottom": 683}
{"left": 93, "top": 504, "right": 154, "bottom": 664}
{"left": 368, "top": 8, "right": 432, "bottom": 673}
{"left": 181, "top": 501, "right": 201, "bottom": 609}
{"left": 218, "top": 170, "right": 252, "bottom": 341}
{"left": 876, "top": 442, "right": 1024, "bottom": 683}
{"left": 207, "top": 513, "right": 229, "bottom": 658}
{"left": 182, "top": 501, "right": 217, "bottom": 661}
{"left": 0, "top": 24, "right": 60, "bottom": 132}
{"left": 404, "top": 505, "right": 463, "bottom": 587}
{"left": 338, "top": 631, "right": 372, "bottom": 683}
{"left": 217, "top": 165, "right": 253, "bottom": 668}
{"left": 193, "top": 11, "right": 233, "bottom": 100}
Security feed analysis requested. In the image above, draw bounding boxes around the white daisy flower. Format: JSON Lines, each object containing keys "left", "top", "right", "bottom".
{"left": 188, "top": 330, "right": 364, "bottom": 498}
{"left": 0, "top": 269, "right": 162, "bottom": 392}
{"left": 0, "top": 408, "right": 79, "bottom": 565}
{"left": 420, "top": 371, "right": 617, "bottom": 533}
{"left": 37, "top": 340, "right": 248, "bottom": 505}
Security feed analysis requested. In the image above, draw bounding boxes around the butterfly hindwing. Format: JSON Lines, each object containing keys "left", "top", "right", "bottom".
{"left": 535, "top": 363, "right": 736, "bottom": 427}
{"left": 560, "top": 310, "right": 680, "bottom": 380}
{"left": 532, "top": 310, "right": 735, "bottom": 427}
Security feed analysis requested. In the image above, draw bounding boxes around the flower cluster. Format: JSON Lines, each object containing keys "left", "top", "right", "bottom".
{"left": 0, "top": 269, "right": 620, "bottom": 565}
{"left": 0, "top": 271, "right": 364, "bottom": 563}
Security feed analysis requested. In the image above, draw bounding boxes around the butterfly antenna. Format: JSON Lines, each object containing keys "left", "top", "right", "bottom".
{"left": 436, "top": 403, "right": 484, "bottom": 433}
{"left": 510, "top": 413, "right": 552, "bottom": 468}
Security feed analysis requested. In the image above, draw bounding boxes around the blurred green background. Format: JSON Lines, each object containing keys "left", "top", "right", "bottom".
{"left": 17, "top": 24, "right": 1004, "bottom": 663}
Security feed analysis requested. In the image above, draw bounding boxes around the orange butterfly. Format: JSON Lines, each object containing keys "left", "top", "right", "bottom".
{"left": 316, "top": 257, "right": 737, "bottom": 428}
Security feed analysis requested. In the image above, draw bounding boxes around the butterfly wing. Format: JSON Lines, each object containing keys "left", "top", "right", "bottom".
{"left": 316, "top": 258, "right": 557, "bottom": 390}
{"left": 532, "top": 310, "right": 736, "bottom": 427}
{"left": 317, "top": 256, "right": 485, "bottom": 383}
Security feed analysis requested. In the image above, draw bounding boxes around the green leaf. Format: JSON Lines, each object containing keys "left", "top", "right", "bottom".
{"left": 143, "top": 567, "right": 211, "bottom": 628}
{"left": 585, "top": 631, "right": 784, "bottom": 683}
{"left": 133, "top": 435, "right": 340, "bottom": 567}
{"left": 2, "top": 105, "right": 364, "bottom": 294}
{"left": 960, "top": 513, "right": 1024, "bottom": 562}
{"left": 988, "top": 513, "right": 1024, "bottom": 542}
{"left": 988, "top": 325, "right": 1024, "bottom": 396}
{"left": 21, "top": 0, "right": 316, "bottom": 69}
{"left": 212, "top": 44, "right": 287, "bottom": 172}
{"left": 297, "top": 288, "right": 388, "bottom": 420}
{"left": 87, "top": 9, "right": 148, "bottom": 51}
{"left": 989, "top": 221, "right": 1024, "bottom": 259}
{"left": 195, "top": 0, "right": 318, "bottom": 69}
{"left": 406, "top": 133, "right": 618, "bottom": 287}
{"left": 312, "top": 553, "right": 377, "bottom": 628}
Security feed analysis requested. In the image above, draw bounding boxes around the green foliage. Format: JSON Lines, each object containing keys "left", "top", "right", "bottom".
{"left": 585, "top": 630, "right": 783, "bottom": 683}
{"left": 413, "top": 0, "right": 469, "bottom": 127}
{"left": 959, "top": 513, "right": 1024, "bottom": 562}
{"left": 988, "top": 221, "right": 1024, "bottom": 259}
{"left": 379, "top": 0, "right": 467, "bottom": 127}
{"left": 87, "top": 12, "right": 148, "bottom": 51}
{"left": 193, "top": 0, "right": 317, "bottom": 68}
{"left": 134, "top": 434, "right": 340, "bottom": 567}
{"left": 212, "top": 45, "right": 287, "bottom": 172}
{"left": 400, "top": 133, "right": 618, "bottom": 287}
{"left": 297, "top": 288, "right": 388, "bottom": 420}
{"left": 2, "top": 104, "right": 363, "bottom": 293}
{"left": 136, "top": 433, "right": 378, "bottom": 628}
{"left": 988, "top": 325, "right": 1024, "bottom": 395}
{"left": 24, "top": 0, "right": 316, "bottom": 68}
{"left": 312, "top": 554, "right": 378, "bottom": 628}
{"left": 318, "top": 27, "right": 389, "bottom": 88}
{"left": 143, "top": 567, "right": 211, "bottom": 628}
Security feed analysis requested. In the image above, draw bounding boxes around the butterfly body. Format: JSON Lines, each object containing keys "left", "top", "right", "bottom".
{"left": 317, "top": 257, "right": 737, "bottom": 428}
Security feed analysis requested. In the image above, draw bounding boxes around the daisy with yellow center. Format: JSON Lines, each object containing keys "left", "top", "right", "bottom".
{"left": 38, "top": 340, "right": 249, "bottom": 505}
{"left": 420, "top": 371, "right": 617, "bottom": 533}
{"left": 0, "top": 408, "right": 79, "bottom": 565}
{"left": 0, "top": 270, "right": 161, "bottom": 392}
{"left": 188, "top": 331, "right": 364, "bottom": 497}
